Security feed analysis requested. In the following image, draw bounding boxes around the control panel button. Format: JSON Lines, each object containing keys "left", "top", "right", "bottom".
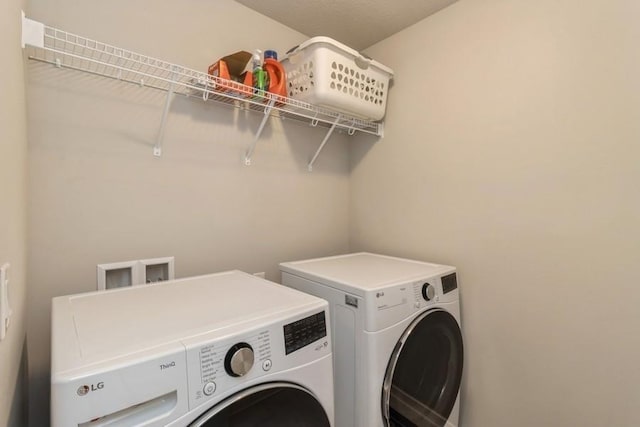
{"left": 203, "top": 381, "right": 216, "bottom": 396}
{"left": 225, "top": 343, "right": 254, "bottom": 377}
{"left": 262, "top": 359, "right": 272, "bottom": 371}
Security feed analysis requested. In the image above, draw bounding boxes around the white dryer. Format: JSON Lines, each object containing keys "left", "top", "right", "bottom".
{"left": 280, "top": 253, "right": 463, "bottom": 427}
{"left": 51, "top": 270, "right": 334, "bottom": 426}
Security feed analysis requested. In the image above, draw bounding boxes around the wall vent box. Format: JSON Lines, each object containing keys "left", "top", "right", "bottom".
{"left": 97, "top": 261, "right": 139, "bottom": 290}
{"left": 140, "top": 257, "right": 175, "bottom": 284}
{"left": 97, "top": 257, "right": 175, "bottom": 290}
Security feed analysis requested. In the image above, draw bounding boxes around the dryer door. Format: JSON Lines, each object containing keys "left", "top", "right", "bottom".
{"left": 382, "top": 309, "right": 463, "bottom": 427}
{"left": 190, "top": 382, "right": 330, "bottom": 427}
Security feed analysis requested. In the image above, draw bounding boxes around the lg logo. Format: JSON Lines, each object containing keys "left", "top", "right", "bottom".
{"left": 77, "top": 382, "right": 104, "bottom": 396}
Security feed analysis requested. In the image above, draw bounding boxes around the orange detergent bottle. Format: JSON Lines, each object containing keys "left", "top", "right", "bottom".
{"left": 263, "top": 50, "right": 287, "bottom": 103}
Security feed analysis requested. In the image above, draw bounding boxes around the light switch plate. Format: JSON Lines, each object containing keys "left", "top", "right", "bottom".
{"left": 0, "top": 263, "right": 12, "bottom": 341}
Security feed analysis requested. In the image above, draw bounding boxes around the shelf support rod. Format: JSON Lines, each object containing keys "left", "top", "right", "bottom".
{"left": 244, "top": 97, "right": 276, "bottom": 166}
{"left": 154, "top": 68, "right": 177, "bottom": 157}
{"left": 308, "top": 114, "right": 342, "bottom": 172}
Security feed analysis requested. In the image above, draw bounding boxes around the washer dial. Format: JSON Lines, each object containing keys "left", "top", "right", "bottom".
{"left": 224, "top": 343, "right": 254, "bottom": 377}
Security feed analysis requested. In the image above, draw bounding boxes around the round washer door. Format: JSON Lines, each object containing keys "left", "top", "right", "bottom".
{"left": 190, "top": 382, "right": 331, "bottom": 427}
{"left": 382, "top": 309, "right": 463, "bottom": 427}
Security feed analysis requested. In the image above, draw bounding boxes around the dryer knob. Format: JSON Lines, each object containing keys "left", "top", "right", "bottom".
{"left": 225, "top": 343, "right": 254, "bottom": 377}
{"left": 421, "top": 283, "right": 436, "bottom": 301}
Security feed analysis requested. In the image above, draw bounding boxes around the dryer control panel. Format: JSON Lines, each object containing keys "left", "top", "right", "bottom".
{"left": 364, "top": 269, "right": 458, "bottom": 332}
{"left": 412, "top": 272, "right": 458, "bottom": 308}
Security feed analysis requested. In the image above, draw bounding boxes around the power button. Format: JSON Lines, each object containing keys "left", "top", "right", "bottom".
{"left": 203, "top": 381, "right": 216, "bottom": 396}
{"left": 262, "top": 359, "right": 272, "bottom": 371}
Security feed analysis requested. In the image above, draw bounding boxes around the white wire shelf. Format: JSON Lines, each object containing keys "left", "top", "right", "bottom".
{"left": 21, "top": 14, "right": 383, "bottom": 170}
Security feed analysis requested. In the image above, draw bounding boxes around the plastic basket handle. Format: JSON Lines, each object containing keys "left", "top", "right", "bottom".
{"left": 284, "top": 44, "right": 303, "bottom": 64}
{"left": 355, "top": 53, "right": 372, "bottom": 70}
{"left": 285, "top": 42, "right": 373, "bottom": 70}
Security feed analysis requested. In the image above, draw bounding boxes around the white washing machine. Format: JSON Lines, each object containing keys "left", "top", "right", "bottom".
{"left": 280, "top": 253, "right": 463, "bottom": 427}
{"left": 51, "top": 270, "right": 334, "bottom": 426}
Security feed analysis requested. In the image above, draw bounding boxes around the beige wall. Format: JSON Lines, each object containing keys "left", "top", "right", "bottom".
{"left": 23, "top": 0, "right": 640, "bottom": 425}
{"left": 351, "top": 0, "right": 640, "bottom": 426}
{"left": 0, "top": 1, "right": 29, "bottom": 427}
{"left": 26, "top": 0, "right": 350, "bottom": 424}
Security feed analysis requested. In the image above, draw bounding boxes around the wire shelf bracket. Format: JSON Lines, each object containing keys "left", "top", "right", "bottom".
{"left": 245, "top": 97, "right": 276, "bottom": 166}
{"left": 308, "top": 114, "right": 342, "bottom": 172}
{"left": 154, "top": 68, "right": 177, "bottom": 157}
{"left": 21, "top": 13, "right": 384, "bottom": 170}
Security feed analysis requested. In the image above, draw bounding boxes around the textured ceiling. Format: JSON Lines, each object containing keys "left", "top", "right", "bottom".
{"left": 236, "top": 0, "right": 459, "bottom": 50}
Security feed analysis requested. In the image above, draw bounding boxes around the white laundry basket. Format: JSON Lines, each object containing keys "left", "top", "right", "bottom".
{"left": 282, "top": 37, "right": 394, "bottom": 121}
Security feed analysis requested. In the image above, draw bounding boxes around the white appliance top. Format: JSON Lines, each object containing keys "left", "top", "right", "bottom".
{"left": 280, "top": 253, "right": 455, "bottom": 295}
{"left": 51, "top": 270, "right": 325, "bottom": 376}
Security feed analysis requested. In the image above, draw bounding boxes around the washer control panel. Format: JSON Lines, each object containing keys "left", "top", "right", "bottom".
{"left": 183, "top": 307, "right": 331, "bottom": 410}
{"left": 188, "top": 329, "right": 272, "bottom": 406}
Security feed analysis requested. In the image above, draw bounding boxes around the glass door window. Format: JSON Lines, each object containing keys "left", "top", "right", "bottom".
{"left": 191, "top": 383, "right": 330, "bottom": 427}
{"left": 382, "top": 310, "right": 463, "bottom": 427}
